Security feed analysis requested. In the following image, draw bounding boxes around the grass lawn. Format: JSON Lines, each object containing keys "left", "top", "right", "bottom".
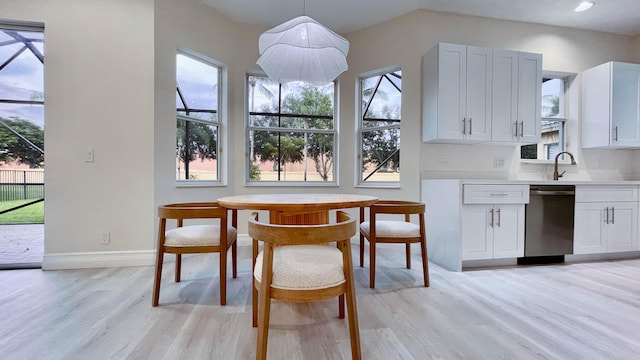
{"left": 0, "top": 199, "right": 44, "bottom": 224}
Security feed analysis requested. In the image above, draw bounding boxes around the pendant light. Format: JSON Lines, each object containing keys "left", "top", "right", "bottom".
{"left": 256, "top": 2, "right": 349, "bottom": 85}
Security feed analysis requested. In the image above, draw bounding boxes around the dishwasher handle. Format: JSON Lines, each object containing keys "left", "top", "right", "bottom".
{"left": 530, "top": 190, "right": 575, "bottom": 196}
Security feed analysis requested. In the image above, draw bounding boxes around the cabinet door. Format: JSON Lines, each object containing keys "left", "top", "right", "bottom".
{"left": 581, "top": 63, "right": 612, "bottom": 148}
{"left": 611, "top": 62, "right": 640, "bottom": 146}
{"left": 606, "top": 202, "right": 639, "bottom": 252}
{"left": 492, "top": 204, "right": 525, "bottom": 258}
{"left": 437, "top": 43, "right": 467, "bottom": 140}
{"left": 491, "top": 49, "right": 519, "bottom": 142}
{"left": 574, "top": 203, "right": 606, "bottom": 254}
{"left": 517, "top": 52, "right": 542, "bottom": 144}
{"left": 465, "top": 46, "right": 492, "bottom": 141}
{"left": 461, "top": 205, "right": 493, "bottom": 260}
{"left": 491, "top": 51, "right": 542, "bottom": 144}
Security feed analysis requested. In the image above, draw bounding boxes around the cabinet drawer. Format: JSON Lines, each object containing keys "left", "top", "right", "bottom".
{"left": 575, "top": 186, "right": 639, "bottom": 202}
{"left": 463, "top": 185, "right": 529, "bottom": 204}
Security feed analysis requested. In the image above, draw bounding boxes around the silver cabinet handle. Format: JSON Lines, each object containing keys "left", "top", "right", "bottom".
{"left": 614, "top": 126, "right": 619, "bottom": 142}
{"left": 611, "top": 207, "right": 615, "bottom": 224}
{"left": 496, "top": 208, "right": 501, "bottom": 227}
{"left": 520, "top": 121, "right": 524, "bottom": 137}
{"left": 469, "top": 117, "right": 473, "bottom": 135}
{"left": 514, "top": 121, "right": 518, "bottom": 137}
{"left": 605, "top": 207, "right": 609, "bottom": 224}
{"left": 462, "top": 118, "right": 467, "bottom": 135}
{"left": 489, "top": 208, "right": 494, "bottom": 227}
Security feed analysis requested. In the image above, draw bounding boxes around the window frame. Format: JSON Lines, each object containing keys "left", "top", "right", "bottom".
{"left": 245, "top": 73, "right": 339, "bottom": 186}
{"left": 356, "top": 66, "right": 401, "bottom": 188}
{"left": 175, "top": 49, "right": 226, "bottom": 187}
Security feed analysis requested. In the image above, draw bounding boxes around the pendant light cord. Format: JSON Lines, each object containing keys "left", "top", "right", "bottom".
{"left": 302, "top": 0, "right": 306, "bottom": 15}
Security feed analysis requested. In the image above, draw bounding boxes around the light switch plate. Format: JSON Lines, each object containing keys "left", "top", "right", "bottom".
{"left": 85, "top": 149, "right": 94, "bottom": 163}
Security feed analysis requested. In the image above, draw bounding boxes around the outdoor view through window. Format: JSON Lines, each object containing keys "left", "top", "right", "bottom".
{"left": 176, "top": 52, "right": 221, "bottom": 182}
{"left": 521, "top": 76, "right": 566, "bottom": 160}
{"left": 0, "top": 25, "right": 45, "bottom": 227}
{"left": 359, "top": 69, "right": 401, "bottom": 183}
{"left": 247, "top": 75, "right": 336, "bottom": 183}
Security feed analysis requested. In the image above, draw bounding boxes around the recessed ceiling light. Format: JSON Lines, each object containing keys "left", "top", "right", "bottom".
{"left": 575, "top": 1, "right": 595, "bottom": 12}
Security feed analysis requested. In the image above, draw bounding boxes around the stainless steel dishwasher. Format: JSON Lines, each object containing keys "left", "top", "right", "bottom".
{"left": 519, "top": 185, "right": 575, "bottom": 264}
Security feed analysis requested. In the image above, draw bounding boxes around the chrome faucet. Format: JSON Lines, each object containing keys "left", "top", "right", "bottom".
{"left": 553, "top": 151, "right": 577, "bottom": 180}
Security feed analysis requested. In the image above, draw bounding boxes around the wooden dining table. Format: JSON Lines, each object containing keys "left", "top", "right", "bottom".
{"left": 217, "top": 193, "right": 378, "bottom": 225}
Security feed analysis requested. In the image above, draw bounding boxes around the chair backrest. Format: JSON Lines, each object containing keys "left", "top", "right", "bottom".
{"left": 248, "top": 211, "right": 355, "bottom": 246}
{"left": 158, "top": 202, "right": 229, "bottom": 220}
{"left": 369, "top": 200, "right": 425, "bottom": 216}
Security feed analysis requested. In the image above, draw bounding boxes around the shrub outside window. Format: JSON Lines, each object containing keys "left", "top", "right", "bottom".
{"left": 246, "top": 75, "right": 336, "bottom": 184}
{"left": 175, "top": 52, "right": 222, "bottom": 182}
{"left": 358, "top": 69, "right": 401, "bottom": 184}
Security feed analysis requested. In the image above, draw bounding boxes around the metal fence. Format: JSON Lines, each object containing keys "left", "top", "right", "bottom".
{"left": 0, "top": 169, "right": 44, "bottom": 201}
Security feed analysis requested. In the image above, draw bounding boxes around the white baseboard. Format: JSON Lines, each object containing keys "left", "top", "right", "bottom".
{"left": 41, "top": 235, "right": 255, "bottom": 270}
{"left": 42, "top": 250, "right": 156, "bottom": 270}
{"left": 40, "top": 234, "right": 357, "bottom": 270}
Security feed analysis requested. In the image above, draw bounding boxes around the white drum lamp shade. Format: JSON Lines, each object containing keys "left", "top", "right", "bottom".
{"left": 257, "top": 15, "right": 349, "bottom": 86}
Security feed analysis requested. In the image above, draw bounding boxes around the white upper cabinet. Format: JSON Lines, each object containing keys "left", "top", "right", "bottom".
{"left": 422, "top": 43, "right": 492, "bottom": 143}
{"left": 423, "top": 43, "right": 542, "bottom": 145}
{"left": 582, "top": 61, "right": 640, "bottom": 148}
{"left": 491, "top": 50, "right": 542, "bottom": 144}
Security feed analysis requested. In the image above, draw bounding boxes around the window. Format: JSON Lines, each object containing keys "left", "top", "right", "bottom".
{"left": 175, "top": 51, "right": 222, "bottom": 182}
{"left": 521, "top": 73, "right": 569, "bottom": 160}
{"left": 358, "top": 69, "right": 401, "bottom": 184}
{"left": 246, "top": 75, "right": 336, "bottom": 184}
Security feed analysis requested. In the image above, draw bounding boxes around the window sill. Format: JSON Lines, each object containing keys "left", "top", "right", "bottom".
{"left": 176, "top": 180, "right": 225, "bottom": 188}
{"left": 520, "top": 159, "right": 573, "bottom": 165}
{"left": 355, "top": 183, "right": 401, "bottom": 189}
{"left": 244, "top": 181, "right": 338, "bottom": 187}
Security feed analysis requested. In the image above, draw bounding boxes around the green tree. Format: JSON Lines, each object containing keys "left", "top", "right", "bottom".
{"left": 251, "top": 84, "right": 335, "bottom": 181}
{"left": 0, "top": 117, "right": 44, "bottom": 168}
{"left": 542, "top": 94, "right": 560, "bottom": 117}
{"left": 176, "top": 118, "right": 217, "bottom": 179}
{"left": 284, "top": 86, "right": 334, "bottom": 180}
{"left": 362, "top": 104, "right": 400, "bottom": 173}
{"left": 253, "top": 130, "right": 304, "bottom": 180}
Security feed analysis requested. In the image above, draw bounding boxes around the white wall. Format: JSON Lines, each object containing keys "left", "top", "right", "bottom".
{"left": 1, "top": 1, "right": 638, "bottom": 268}
{"left": 1, "top": 0, "right": 156, "bottom": 269}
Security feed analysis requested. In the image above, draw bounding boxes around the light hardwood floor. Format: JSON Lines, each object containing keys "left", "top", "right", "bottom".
{"left": 1, "top": 243, "right": 640, "bottom": 359}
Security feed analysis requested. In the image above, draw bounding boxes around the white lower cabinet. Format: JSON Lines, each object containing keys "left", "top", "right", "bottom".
{"left": 462, "top": 204, "right": 525, "bottom": 260}
{"left": 574, "top": 202, "right": 638, "bottom": 254}
{"left": 423, "top": 180, "right": 640, "bottom": 272}
{"left": 574, "top": 186, "right": 639, "bottom": 254}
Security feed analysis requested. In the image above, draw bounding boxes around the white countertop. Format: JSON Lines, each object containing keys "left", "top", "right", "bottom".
{"left": 422, "top": 179, "right": 640, "bottom": 186}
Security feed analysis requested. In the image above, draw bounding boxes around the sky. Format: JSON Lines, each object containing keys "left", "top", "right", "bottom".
{"left": 0, "top": 29, "right": 45, "bottom": 129}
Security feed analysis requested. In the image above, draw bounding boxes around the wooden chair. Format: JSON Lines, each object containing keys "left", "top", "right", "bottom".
{"left": 152, "top": 202, "right": 237, "bottom": 306}
{"left": 359, "top": 200, "right": 429, "bottom": 288}
{"left": 249, "top": 211, "right": 360, "bottom": 360}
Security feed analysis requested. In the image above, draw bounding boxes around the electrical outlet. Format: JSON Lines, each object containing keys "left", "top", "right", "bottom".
{"left": 493, "top": 157, "right": 505, "bottom": 168}
{"left": 438, "top": 155, "right": 449, "bottom": 166}
{"left": 100, "top": 232, "right": 110, "bottom": 245}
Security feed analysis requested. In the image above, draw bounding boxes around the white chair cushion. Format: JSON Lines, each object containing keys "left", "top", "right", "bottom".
{"left": 254, "top": 245, "right": 346, "bottom": 290}
{"left": 360, "top": 220, "right": 420, "bottom": 238}
{"left": 165, "top": 225, "right": 237, "bottom": 247}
